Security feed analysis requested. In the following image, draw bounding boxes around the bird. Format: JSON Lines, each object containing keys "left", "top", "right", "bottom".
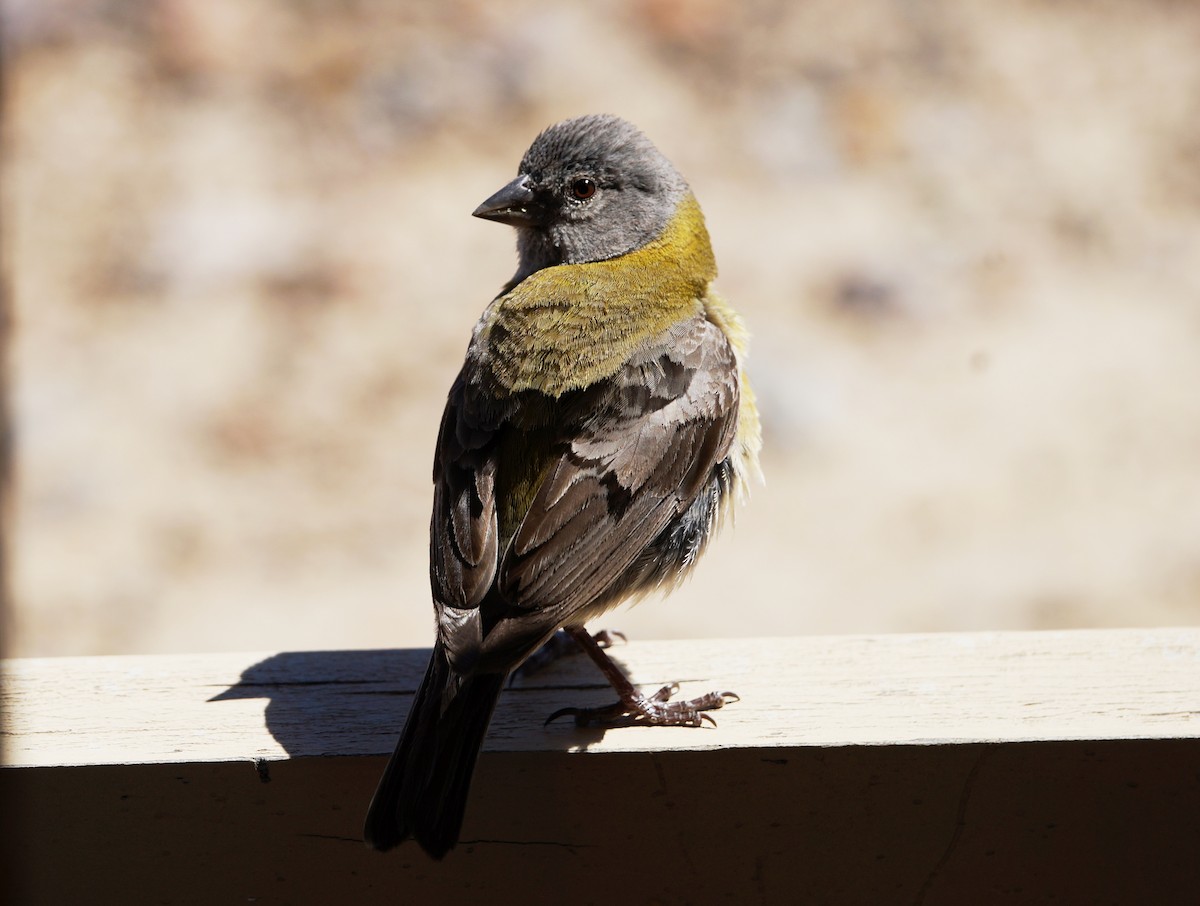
{"left": 363, "top": 114, "right": 762, "bottom": 858}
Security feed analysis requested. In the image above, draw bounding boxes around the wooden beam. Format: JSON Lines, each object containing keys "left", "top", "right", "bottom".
{"left": 4, "top": 628, "right": 1200, "bottom": 903}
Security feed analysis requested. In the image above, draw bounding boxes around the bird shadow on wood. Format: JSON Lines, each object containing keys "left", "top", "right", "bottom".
{"left": 206, "top": 642, "right": 626, "bottom": 759}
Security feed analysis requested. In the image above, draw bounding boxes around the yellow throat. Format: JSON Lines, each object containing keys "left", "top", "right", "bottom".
{"left": 483, "top": 193, "right": 718, "bottom": 397}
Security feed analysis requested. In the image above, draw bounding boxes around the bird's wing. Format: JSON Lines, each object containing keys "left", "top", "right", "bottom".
{"left": 497, "top": 314, "right": 740, "bottom": 624}
{"left": 429, "top": 369, "right": 499, "bottom": 614}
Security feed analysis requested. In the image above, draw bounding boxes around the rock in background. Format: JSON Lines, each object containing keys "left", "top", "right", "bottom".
{"left": 5, "top": 0, "right": 1200, "bottom": 655}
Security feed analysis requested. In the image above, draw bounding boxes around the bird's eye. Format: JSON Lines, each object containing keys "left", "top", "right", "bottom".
{"left": 570, "top": 177, "right": 596, "bottom": 200}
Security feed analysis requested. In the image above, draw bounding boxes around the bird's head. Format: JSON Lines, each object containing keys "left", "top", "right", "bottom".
{"left": 473, "top": 114, "right": 688, "bottom": 277}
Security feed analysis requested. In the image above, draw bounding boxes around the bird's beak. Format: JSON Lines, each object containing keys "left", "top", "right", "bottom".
{"left": 472, "top": 174, "right": 538, "bottom": 226}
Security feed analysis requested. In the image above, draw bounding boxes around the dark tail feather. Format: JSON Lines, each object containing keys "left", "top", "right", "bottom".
{"left": 364, "top": 643, "right": 505, "bottom": 858}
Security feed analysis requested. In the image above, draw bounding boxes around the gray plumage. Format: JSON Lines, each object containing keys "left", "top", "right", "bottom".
{"left": 477, "top": 114, "right": 689, "bottom": 282}
{"left": 365, "top": 115, "right": 750, "bottom": 858}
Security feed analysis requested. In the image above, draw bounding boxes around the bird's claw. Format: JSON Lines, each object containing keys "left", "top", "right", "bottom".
{"left": 592, "top": 630, "right": 627, "bottom": 649}
{"left": 544, "top": 682, "right": 737, "bottom": 729}
{"left": 515, "top": 628, "right": 627, "bottom": 682}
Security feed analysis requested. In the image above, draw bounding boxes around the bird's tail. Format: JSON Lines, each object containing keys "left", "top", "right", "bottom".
{"left": 363, "top": 642, "right": 505, "bottom": 858}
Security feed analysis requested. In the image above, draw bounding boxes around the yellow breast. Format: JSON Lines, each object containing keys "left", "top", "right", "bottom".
{"left": 482, "top": 193, "right": 718, "bottom": 397}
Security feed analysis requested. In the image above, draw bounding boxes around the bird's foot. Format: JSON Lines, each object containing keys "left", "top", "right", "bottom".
{"left": 515, "top": 628, "right": 626, "bottom": 680}
{"left": 546, "top": 682, "right": 738, "bottom": 728}
{"left": 543, "top": 625, "right": 738, "bottom": 727}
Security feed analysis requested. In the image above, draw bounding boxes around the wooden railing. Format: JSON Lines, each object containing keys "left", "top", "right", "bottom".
{"left": 5, "top": 628, "right": 1200, "bottom": 903}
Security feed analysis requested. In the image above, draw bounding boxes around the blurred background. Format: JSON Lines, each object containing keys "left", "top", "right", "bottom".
{"left": 4, "top": 0, "right": 1199, "bottom": 658}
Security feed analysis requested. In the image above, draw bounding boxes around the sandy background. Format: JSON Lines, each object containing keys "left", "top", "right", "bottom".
{"left": 5, "top": 0, "right": 1200, "bottom": 658}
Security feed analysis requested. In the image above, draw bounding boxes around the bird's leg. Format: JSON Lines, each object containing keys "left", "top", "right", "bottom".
{"left": 514, "top": 628, "right": 626, "bottom": 679}
{"left": 545, "top": 626, "right": 738, "bottom": 728}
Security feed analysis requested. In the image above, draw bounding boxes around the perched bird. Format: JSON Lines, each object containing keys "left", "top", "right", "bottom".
{"left": 364, "top": 114, "right": 762, "bottom": 858}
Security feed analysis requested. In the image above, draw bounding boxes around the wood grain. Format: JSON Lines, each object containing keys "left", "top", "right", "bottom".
{"left": 4, "top": 629, "right": 1199, "bottom": 904}
{"left": 5, "top": 628, "right": 1199, "bottom": 768}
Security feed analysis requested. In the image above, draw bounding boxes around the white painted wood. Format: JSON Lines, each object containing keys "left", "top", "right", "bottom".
{"left": 5, "top": 628, "right": 1199, "bottom": 768}
{"left": 6, "top": 629, "right": 1200, "bottom": 904}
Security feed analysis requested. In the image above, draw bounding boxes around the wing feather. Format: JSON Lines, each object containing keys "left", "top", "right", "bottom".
{"left": 430, "top": 314, "right": 740, "bottom": 669}
{"left": 497, "top": 316, "right": 739, "bottom": 622}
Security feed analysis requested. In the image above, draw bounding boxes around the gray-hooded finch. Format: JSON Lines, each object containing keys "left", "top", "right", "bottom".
{"left": 364, "top": 114, "right": 762, "bottom": 857}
